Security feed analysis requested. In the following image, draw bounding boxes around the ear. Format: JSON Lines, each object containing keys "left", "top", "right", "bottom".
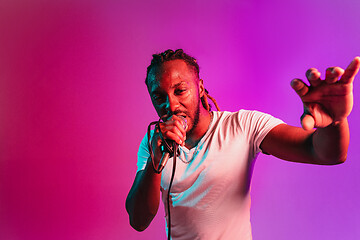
{"left": 199, "top": 79, "right": 205, "bottom": 98}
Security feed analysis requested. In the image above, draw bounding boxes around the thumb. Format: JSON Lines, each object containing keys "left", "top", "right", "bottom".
{"left": 301, "top": 114, "right": 315, "bottom": 130}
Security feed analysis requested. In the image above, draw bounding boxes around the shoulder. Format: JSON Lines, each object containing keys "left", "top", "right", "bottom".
{"left": 213, "top": 109, "right": 281, "bottom": 125}
{"left": 211, "top": 110, "right": 284, "bottom": 141}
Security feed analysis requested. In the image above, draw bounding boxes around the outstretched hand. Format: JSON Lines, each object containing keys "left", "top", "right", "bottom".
{"left": 290, "top": 57, "right": 360, "bottom": 130}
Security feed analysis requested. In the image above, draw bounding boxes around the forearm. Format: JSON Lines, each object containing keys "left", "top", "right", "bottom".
{"left": 126, "top": 157, "right": 162, "bottom": 231}
{"left": 312, "top": 119, "right": 349, "bottom": 164}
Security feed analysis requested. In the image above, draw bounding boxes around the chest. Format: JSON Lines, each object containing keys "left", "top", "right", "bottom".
{"left": 160, "top": 132, "right": 255, "bottom": 203}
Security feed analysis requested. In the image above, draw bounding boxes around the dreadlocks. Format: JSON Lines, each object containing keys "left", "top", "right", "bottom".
{"left": 145, "top": 49, "right": 220, "bottom": 111}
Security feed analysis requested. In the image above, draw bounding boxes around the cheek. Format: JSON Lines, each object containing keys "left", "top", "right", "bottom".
{"left": 182, "top": 89, "right": 198, "bottom": 105}
{"left": 189, "top": 89, "right": 201, "bottom": 108}
{"left": 155, "top": 107, "right": 167, "bottom": 118}
{"left": 151, "top": 102, "right": 165, "bottom": 117}
{"left": 185, "top": 92, "right": 200, "bottom": 118}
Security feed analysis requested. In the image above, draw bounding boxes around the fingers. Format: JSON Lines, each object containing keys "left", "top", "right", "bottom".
{"left": 325, "top": 67, "right": 344, "bottom": 84}
{"left": 159, "top": 115, "right": 187, "bottom": 146}
{"left": 306, "top": 68, "right": 321, "bottom": 87}
{"left": 339, "top": 56, "right": 360, "bottom": 84}
{"left": 290, "top": 78, "right": 309, "bottom": 97}
{"left": 171, "top": 115, "right": 187, "bottom": 138}
{"left": 302, "top": 57, "right": 359, "bottom": 86}
{"left": 164, "top": 131, "right": 185, "bottom": 146}
{"left": 292, "top": 58, "right": 357, "bottom": 130}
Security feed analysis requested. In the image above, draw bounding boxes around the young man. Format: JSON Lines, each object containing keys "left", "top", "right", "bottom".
{"left": 126, "top": 49, "right": 360, "bottom": 239}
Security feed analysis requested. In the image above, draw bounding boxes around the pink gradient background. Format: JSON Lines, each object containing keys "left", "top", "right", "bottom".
{"left": 1, "top": 1, "right": 359, "bottom": 239}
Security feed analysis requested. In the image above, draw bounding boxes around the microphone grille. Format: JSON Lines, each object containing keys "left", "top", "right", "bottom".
{"left": 178, "top": 116, "right": 187, "bottom": 130}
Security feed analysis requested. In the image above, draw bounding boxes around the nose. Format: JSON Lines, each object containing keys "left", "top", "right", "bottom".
{"left": 165, "top": 94, "right": 179, "bottom": 114}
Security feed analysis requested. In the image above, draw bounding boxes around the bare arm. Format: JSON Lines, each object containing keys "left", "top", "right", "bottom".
{"left": 261, "top": 57, "right": 359, "bottom": 164}
{"left": 260, "top": 121, "right": 349, "bottom": 165}
{"left": 125, "top": 158, "right": 162, "bottom": 231}
{"left": 125, "top": 116, "right": 186, "bottom": 231}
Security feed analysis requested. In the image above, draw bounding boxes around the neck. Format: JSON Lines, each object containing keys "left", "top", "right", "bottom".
{"left": 184, "top": 108, "right": 212, "bottom": 149}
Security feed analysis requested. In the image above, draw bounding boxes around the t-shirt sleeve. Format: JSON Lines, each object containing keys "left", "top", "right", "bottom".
{"left": 238, "top": 110, "right": 284, "bottom": 156}
{"left": 137, "top": 132, "right": 151, "bottom": 173}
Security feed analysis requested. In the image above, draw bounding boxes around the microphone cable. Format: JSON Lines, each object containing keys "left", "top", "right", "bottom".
{"left": 147, "top": 119, "right": 177, "bottom": 240}
{"left": 167, "top": 143, "right": 177, "bottom": 240}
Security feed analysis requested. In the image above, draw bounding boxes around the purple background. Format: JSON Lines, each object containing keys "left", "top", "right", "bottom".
{"left": 1, "top": 0, "right": 359, "bottom": 239}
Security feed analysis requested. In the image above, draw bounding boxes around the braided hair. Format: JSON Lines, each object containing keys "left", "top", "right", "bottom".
{"left": 145, "top": 49, "right": 220, "bottom": 111}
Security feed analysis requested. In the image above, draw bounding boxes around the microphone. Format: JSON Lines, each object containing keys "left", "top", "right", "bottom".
{"left": 157, "top": 116, "right": 187, "bottom": 172}
{"left": 156, "top": 144, "right": 174, "bottom": 172}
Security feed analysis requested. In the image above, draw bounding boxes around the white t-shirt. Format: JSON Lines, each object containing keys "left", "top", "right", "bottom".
{"left": 137, "top": 110, "right": 284, "bottom": 240}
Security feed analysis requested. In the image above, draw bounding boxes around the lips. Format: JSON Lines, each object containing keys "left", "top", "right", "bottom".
{"left": 160, "top": 113, "right": 187, "bottom": 122}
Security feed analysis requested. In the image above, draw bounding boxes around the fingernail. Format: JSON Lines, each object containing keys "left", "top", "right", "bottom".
{"left": 290, "top": 79, "right": 300, "bottom": 88}
{"left": 350, "top": 57, "right": 360, "bottom": 65}
{"left": 308, "top": 71, "right": 316, "bottom": 80}
{"left": 305, "top": 70, "right": 312, "bottom": 78}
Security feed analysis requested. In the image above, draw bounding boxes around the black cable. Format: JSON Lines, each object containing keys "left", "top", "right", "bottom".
{"left": 147, "top": 120, "right": 160, "bottom": 173}
{"left": 147, "top": 119, "right": 177, "bottom": 239}
{"left": 167, "top": 143, "right": 177, "bottom": 240}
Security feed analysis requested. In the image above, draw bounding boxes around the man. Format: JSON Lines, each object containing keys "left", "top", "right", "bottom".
{"left": 126, "top": 49, "right": 360, "bottom": 239}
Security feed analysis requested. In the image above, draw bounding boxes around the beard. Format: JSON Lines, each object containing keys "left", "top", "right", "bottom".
{"left": 187, "top": 98, "right": 200, "bottom": 137}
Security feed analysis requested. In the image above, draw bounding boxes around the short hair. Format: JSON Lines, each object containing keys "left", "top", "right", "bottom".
{"left": 145, "top": 49, "right": 199, "bottom": 87}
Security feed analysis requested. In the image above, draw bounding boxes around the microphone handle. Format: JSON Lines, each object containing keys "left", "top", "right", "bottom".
{"left": 157, "top": 152, "right": 170, "bottom": 172}
{"left": 156, "top": 116, "right": 185, "bottom": 173}
{"left": 157, "top": 141, "right": 178, "bottom": 172}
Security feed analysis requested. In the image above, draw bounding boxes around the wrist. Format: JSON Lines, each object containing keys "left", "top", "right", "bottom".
{"left": 147, "top": 156, "right": 162, "bottom": 175}
{"left": 330, "top": 118, "right": 348, "bottom": 127}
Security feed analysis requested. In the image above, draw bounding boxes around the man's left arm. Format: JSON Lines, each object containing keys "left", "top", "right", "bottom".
{"left": 260, "top": 57, "right": 360, "bottom": 165}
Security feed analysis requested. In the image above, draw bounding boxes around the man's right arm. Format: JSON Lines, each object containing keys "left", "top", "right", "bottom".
{"left": 125, "top": 157, "right": 162, "bottom": 231}
{"left": 126, "top": 115, "right": 187, "bottom": 231}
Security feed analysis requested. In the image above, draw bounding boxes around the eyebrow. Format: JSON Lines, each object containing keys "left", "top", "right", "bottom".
{"left": 150, "top": 81, "right": 187, "bottom": 95}
{"left": 171, "top": 82, "right": 185, "bottom": 88}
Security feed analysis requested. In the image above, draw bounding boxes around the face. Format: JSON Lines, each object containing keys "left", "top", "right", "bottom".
{"left": 147, "top": 59, "right": 204, "bottom": 134}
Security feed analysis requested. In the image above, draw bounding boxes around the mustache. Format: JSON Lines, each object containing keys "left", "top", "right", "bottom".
{"left": 161, "top": 110, "right": 187, "bottom": 121}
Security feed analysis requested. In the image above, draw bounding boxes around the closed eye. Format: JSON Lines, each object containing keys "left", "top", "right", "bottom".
{"left": 175, "top": 88, "right": 187, "bottom": 95}
{"left": 152, "top": 94, "right": 165, "bottom": 103}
